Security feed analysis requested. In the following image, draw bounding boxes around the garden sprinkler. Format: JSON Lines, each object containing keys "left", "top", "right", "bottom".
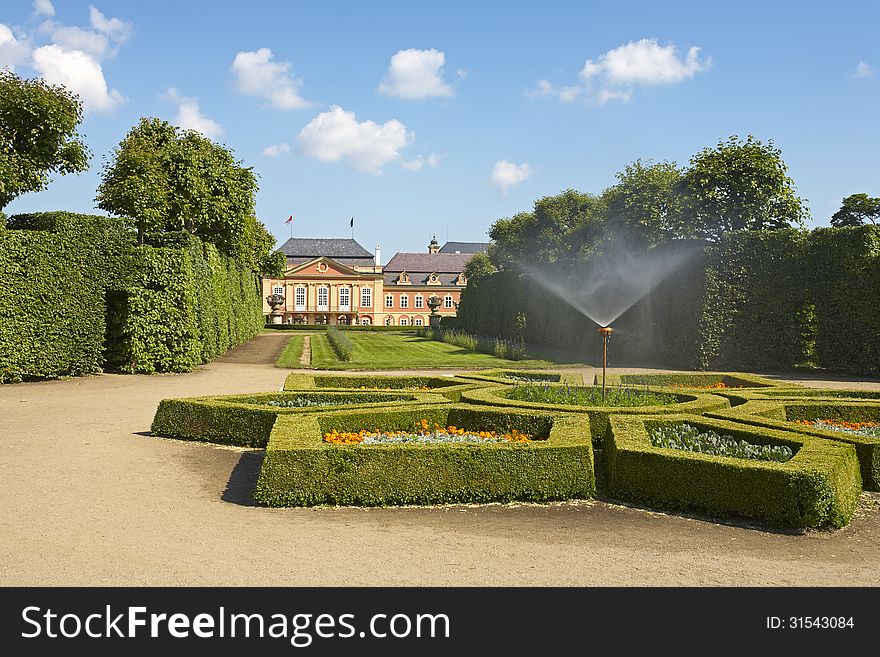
{"left": 597, "top": 327, "right": 613, "bottom": 400}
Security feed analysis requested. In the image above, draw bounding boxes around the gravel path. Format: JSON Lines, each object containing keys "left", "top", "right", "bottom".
{"left": 2, "top": 333, "right": 879, "bottom": 586}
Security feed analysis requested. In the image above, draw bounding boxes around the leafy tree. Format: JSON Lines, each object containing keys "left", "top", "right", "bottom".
{"left": 0, "top": 69, "right": 90, "bottom": 209}
{"left": 487, "top": 189, "right": 606, "bottom": 269}
{"left": 462, "top": 252, "right": 496, "bottom": 281}
{"left": 602, "top": 160, "right": 688, "bottom": 247}
{"left": 680, "top": 135, "right": 807, "bottom": 241}
{"left": 243, "top": 216, "right": 285, "bottom": 276}
{"left": 831, "top": 193, "right": 880, "bottom": 227}
{"left": 97, "top": 118, "right": 257, "bottom": 252}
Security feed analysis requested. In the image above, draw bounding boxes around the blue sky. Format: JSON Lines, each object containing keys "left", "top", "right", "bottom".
{"left": 2, "top": 0, "right": 878, "bottom": 258}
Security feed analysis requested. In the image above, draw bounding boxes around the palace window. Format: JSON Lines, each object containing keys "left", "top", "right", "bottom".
{"left": 273, "top": 285, "right": 284, "bottom": 296}
{"left": 385, "top": 316, "right": 393, "bottom": 326}
{"left": 339, "top": 287, "right": 350, "bottom": 309}
{"left": 361, "top": 288, "right": 372, "bottom": 307}
{"left": 399, "top": 317, "right": 409, "bottom": 326}
{"left": 415, "top": 295, "right": 423, "bottom": 309}
{"left": 385, "top": 294, "right": 394, "bottom": 308}
{"left": 414, "top": 317, "right": 423, "bottom": 326}
{"left": 400, "top": 295, "right": 408, "bottom": 309}
{"left": 317, "top": 287, "right": 329, "bottom": 309}
{"left": 295, "top": 286, "right": 306, "bottom": 310}
{"left": 444, "top": 294, "right": 453, "bottom": 309}
{"left": 361, "top": 317, "right": 371, "bottom": 325}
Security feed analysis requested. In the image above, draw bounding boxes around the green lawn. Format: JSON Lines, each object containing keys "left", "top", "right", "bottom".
{"left": 275, "top": 335, "right": 306, "bottom": 367}
{"left": 299, "top": 331, "right": 578, "bottom": 370}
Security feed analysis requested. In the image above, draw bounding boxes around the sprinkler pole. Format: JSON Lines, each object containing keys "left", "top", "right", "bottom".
{"left": 597, "top": 327, "right": 613, "bottom": 400}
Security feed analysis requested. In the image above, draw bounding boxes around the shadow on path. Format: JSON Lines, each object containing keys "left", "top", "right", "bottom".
{"left": 222, "top": 451, "right": 266, "bottom": 506}
{"left": 216, "top": 332, "right": 290, "bottom": 365}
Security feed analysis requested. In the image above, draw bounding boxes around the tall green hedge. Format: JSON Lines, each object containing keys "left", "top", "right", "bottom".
{"left": 698, "top": 229, "right": 812, "bottom": 371}
{"left": 1, "top": 212, "right": 263, "bottom": 380}
{"left": 456, "top": 227, "right": 880, "bottom": 375}
{"left": 0, "top": 212, "right": 135, "bottom": 382}
{"left": 809, "top": 226, "right": 880, "bottom": 373}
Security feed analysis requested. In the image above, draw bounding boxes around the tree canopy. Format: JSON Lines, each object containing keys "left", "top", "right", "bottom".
{"left": 462, "top": 252, "right": 496, "bottom": 282}
{"left": 680, "top": 135, "right": 807, "bottom": 241}
{"left": 0, "top": 69, "right": 90, "bottom": 210}
{"left": 831, "top": 193, "right": 880, "bottom": 227}
{"left": 96, "top": 118, "right": 258, "bottom": 255}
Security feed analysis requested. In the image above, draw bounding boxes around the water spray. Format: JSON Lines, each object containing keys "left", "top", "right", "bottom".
{"left": 597, "top": 326, "right": 613, "bottom": 400}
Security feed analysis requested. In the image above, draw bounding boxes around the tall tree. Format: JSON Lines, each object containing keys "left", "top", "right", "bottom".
{"left": 462, "top": 252, "right": 496, "bottom": 281}
{"left": 97, "top": 118, "right": 257, "bottom": 252}
{"left": 487, "top": 189, "right": 606, "bottom": 269}
{"left": 831, "top": 193, "right": 880, "bottom": 227}
{"left": 602, "top": 160, "right": 687, "bottom": 247}
{"left": 0, "top": 69, "right": 90, "bottom": 210}
{"left": 680, "top": 135, "right": 807, "bottom": 241}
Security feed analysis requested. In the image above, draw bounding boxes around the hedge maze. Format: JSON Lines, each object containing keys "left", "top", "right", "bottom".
{"left": 150, "top": 370, "right": 879, "bottom": 529}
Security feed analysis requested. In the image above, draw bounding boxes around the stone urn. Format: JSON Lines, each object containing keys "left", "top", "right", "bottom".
{"left": 266, "top": 293, "right": 285, "bottom": 325}
{"left": 427, "top": 294, "right": 442, "bottom": 328}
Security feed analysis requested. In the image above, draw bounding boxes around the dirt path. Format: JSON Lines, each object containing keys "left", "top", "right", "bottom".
{"left": 300, "top": 335, "right": 311, "bottom": 366}
{"left": 2, "top": 341, "right": 880, "bottom": 586}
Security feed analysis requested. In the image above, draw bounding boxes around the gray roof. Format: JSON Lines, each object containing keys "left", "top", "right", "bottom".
{"left": 439, "top": 241, "right": 489, "bottom": 254}
{"left": 383, "top": 272, "right": 462, "bottom": 286}
{"left": 286, "top": 256, "right": 376, "bottom": 268}
{"left": 384, "top": 252, "right": 473, "bottom": 273}
{"left": 278, "top": 238, "right": 373, "bottom": 259}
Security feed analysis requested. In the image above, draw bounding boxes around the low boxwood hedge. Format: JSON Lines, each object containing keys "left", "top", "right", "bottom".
{"left": 459, "top": 385, "right": 730, "bottom": 441}
{"left": 254, "top": 404, "right": 595, "bottom": 506}
{"left": 150, "top": 390, "right": 449, "bottom": 447}
{"left": 456, "top": 369, "right": 584, "bottom": 385}
{"left": 282, "top": 373, "right": 487, "bottom": 402}
{"left": 604, "top": 414, "right": 861, "bottom": 528}
{"left": 595, "top": 372, "right": 785, "bottom": 389}
{"left": 709, "top": 400, "right": 880, "bottom": 490}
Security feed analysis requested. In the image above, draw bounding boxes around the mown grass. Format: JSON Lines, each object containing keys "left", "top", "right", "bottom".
{"left": 302, "top": 331, "right": 577, "bottom": 370}
{"left": 275, "top": 335, "right": 306, "bottom": 368}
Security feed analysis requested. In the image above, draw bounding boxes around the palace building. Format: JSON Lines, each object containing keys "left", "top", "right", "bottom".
{"left": 261, "top": 236, "right": 488, "bottom": 326}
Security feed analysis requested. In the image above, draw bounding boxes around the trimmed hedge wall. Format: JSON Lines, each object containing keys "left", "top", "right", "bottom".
{"left": 809, "top": 227, "right": 880, "bottom": 374}
{"left": 1, "top": 213, "right": 264, "bottom": 380}
{"left": 254, "top": 404, "right": 595, "bottom": 506}
{"left": 0, "top": 212, "right": 135, "bottom": 382}
{"left": 456, "top": 370, "right": 584, "bottom": 385}
{"left": 265, "top": 324, "right": 415, "bottom": 331}
{"left": 596, "top": 372, "right": 784, "bottom": 389}
{"left": 455, "top": 227, "right": 880, "bottom": 374}
{"left": 604, "top": 414, "right": 861, "bottom": 528}
{"left": 709, "top": 400, "right": 880, "bottom": 490}
{"left": 150, "top": 390, "right": 451, "bottom": 446}
{"left": 460, "top": 385, "right": 730, "bottom": 439}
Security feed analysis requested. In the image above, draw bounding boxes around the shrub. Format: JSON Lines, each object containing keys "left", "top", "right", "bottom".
{"left": 597, "top": 372, "right": 784, "bottom": 389}
{"left": 709, "top": 399, "right": 880, "bottom": 490}
{"left": 254, "top": 404, "right": 595, "bottom": 506}
{"left": 325, "top": 326, "right": 354, "bottom": 362}
{"left": 605, "top": 414, "right": 861, "bottom": 528}
{"left": 282, "top": 373, "right": 488, "bottom": 402}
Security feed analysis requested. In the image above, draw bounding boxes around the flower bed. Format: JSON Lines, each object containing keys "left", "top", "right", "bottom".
{"left": 796, "top": 419, "right": 880, "bottom": 438}
{"left": 708, "top": 400, "right": 880, "bottom": 490}
{"left": 268, "top": 394, "right": 414, "bottom": 408}
{"left": 254, "top": 404, "right": 595, "bottom": 506}
{"left": 649, "top": 423, "right": 794, "bottom": 462}
{"left": 605, "top": 414, "right": 861, "bottom": 528}
{"left": 324, "top": 420, "right": 532, "bottom": 445}
{"left": 506, "top": 384, "right": 677, "bottom": 408}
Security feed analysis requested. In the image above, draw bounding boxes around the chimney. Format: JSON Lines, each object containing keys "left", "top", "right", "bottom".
{"left": 375, "top": 244, "right": 382, "bottom": 267}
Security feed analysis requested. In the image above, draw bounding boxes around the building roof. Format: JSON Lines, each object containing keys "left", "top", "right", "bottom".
{"left": 383, "top": 272, "right": 462, "bottom": 286}
{"left": 384, "top": 252, "right": 473, "bottom": 273}
{"left": 439, "top": 241, "right": 489, "bottom": 254}
{"left": 285, "top": 256, "right": 376, "bottom": 268}
{"left": 278, "top": 238, "right": 373, "bottom": 259}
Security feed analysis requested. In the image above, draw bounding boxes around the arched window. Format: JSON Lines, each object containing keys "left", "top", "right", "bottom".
{"left": 414, "top": 317, "right": 423, "bottom": 326}
{"left": 361, "top": 317, "right": 371, "bottom": 325}
{"left": 385, "top": 316, "right": 393, "bottom": 326}
{"left": 399, "top": 317, "right": 409, "bottom": 326}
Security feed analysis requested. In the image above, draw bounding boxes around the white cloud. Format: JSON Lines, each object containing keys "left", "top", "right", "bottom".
{"left": 297, "top": 106, "right": 414, "bottom": 174}
{"left": 0, "top": 24, "right": 31, "bottom": 71}
{"left": 855, "top": 61, "right": 874, "bottom": 79}
{"left": 33, "top": 0, "right": 55, "bottom": 17}
{"left": 378, "top": 48, "right": 455, "bottom": 99}
{"left": 262, "top": 142, "right": 291, "bottom": 157}
{"left": 32, "top": 44, "right": 124, "bottom": 111}
{"left": 490, "top": 160, "right": 532, "bottom": 195}
{"left": 163, "top": 88, "right": 222, "bottom": 138}
{"left": 38, "top": 5, "right": 131, "bottom": 60}
{"left": 89, "top": 5, "right": 132, "bottom": 42}
{"left": 401, "top": 153, "right": 440, "bottom": 171}
{"left": 528, "top": 38, "right": 710, "bottom": 105}
{"left": 231, "top": 48, "right": 311, "bottom": 109}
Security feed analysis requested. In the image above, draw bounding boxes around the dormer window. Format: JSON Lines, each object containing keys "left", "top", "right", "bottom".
{"left": 427, "top": 272, "right": 440, "bottom": 285}
{"left": 398, "top": 272, "right": 410, "bottom": 284}
{"left": 457, "top": 273, "right": 467, "bottom": 285}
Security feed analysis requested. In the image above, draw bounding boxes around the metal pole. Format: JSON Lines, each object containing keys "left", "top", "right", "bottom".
{"left": 602, "top": 332, "right": 607, "bottom": 400}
